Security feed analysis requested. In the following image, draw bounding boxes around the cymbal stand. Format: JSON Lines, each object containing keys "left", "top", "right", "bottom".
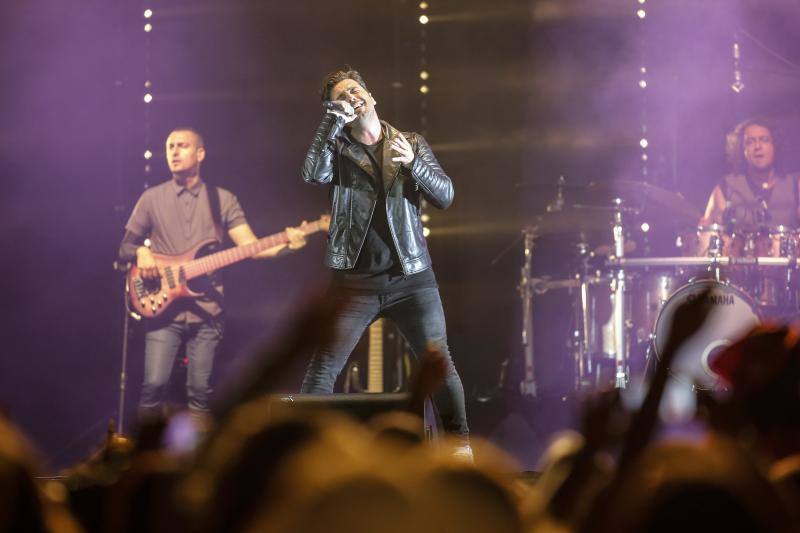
{"left": 518, "top": 229, "right": 537, "bottom": 397}
{"left": 576, "top": 242, "right": 593, "bottom": 391}
{"left": 707, "top": 224, "right": 724, "bottom": 280}
{"left": 611, "top": 198, "right": 628, "bottom": 388}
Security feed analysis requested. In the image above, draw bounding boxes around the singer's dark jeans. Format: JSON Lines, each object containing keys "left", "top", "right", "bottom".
{"left": 301, "top": 286, "right": 469, "bottom": 438}
{"left": 140, "top": 320, "right": 221, "bottom": 412}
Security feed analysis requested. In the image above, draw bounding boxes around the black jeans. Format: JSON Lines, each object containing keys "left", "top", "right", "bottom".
{"left": 301, "top": 286, "right": 469, "bottom": 438}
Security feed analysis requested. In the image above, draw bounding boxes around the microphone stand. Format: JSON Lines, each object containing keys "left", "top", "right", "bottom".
{"left": 113, "top": 261, "right": 141, "bottom": 435}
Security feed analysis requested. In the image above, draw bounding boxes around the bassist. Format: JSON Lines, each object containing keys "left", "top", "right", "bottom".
{"left": 118, "top": 126, "right": 306, "bottom": 428}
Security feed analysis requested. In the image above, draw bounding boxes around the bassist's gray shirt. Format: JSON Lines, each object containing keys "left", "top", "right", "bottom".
{"left": 121, "top": 178, "right": 247, "bottom": 323}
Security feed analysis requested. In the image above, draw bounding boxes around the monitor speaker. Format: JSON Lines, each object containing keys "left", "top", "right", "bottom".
{"left": 266, "top": 393, "right": 440, "bottom": 439}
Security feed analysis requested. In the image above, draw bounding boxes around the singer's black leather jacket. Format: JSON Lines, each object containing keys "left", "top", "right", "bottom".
{"left": 302, "top": 114, "right": 454, "bottom": 275}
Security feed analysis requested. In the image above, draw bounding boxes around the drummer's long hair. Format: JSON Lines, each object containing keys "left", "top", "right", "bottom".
{"left": 725, "top": 116, "right": 783, "bottom": 174}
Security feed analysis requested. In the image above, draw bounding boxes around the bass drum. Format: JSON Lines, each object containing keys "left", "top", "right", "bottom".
{"left": 653, "top": 279, "right": 760, "bottom": 389}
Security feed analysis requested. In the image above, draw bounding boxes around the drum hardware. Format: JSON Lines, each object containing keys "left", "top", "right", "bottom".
{"left": 773, "top": 225, "right": 797, "bottom": 256}
{"left": 530, "top": 205, "right": 622, "bottom": 237}
{"left": 708, "top": 232, "right": 723, "bottom": 256}
{"left": 610, "top": 198, "right": 629, "bottom": 388}
{"left": 551, "top": 198, "right": 640, "bottom": 390}
{"left": 586, "top": 180, "right": 702, "bottom": 226}
{"left": 523, "top": 270, "right": 609, "bottom": 392}
{"left": 518, "top": 229, "right": 537, "bottom": 397}
{"left": 576, "top": 241, "right": 606, "bottom": 391}
{"left": 525, "top": 275, "right": 605, "bottom": 294}
{"left": 578, "top": 274, "right": 591, "bottom": 390}
{"left": 608, "top": 256, "right": 800, "bottom": 268}
{"left": 521, "top": 180, "right": 625, "bottom": 396}
{"left": 609, "top": 254, "right": 800, "bottom": 311}
{"left": 708, "top": 225, "right": 725, "bottom": 282}
{"left": 593, "top": 241, "right": 637, "bottom": 257}
{"left": 518, "top": 225, "right": 607, "bottom": 396}
{"left": 519, "top": 177, "right": 798, "bottom": 398}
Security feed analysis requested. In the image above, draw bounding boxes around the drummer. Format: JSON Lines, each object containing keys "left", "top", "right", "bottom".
{"left": 701, "top": 117, "right": 798, "bottom": 231}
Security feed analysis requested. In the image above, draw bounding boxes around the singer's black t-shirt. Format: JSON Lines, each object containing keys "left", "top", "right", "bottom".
{"left": 354, "top": 138, "right": 396, "bottom": 274}
{"left": 332, "top": 136, "right": 437, "bottom": 293}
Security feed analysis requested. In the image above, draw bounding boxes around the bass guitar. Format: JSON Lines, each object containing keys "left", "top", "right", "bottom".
{"left": 127, "top": 215, "right": 329, "bottom": 319}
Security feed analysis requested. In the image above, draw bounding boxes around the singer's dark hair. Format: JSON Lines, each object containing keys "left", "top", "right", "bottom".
{"left": 320, "top": 66, "right": 369, "bottom": 101}
{"left": 725, "top": 116, "right": 782, "bottom": 173}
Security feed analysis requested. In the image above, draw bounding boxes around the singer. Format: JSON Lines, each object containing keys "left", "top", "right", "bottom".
{"left": 701, "top": 117, "right": 799, "bottom": 229}
{"left": 300, "top": 67, "right": 470, "bottom": 456}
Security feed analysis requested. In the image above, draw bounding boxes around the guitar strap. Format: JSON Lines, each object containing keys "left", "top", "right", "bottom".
{"left": 205, "top": 183, "right": 225, "bottom": 243}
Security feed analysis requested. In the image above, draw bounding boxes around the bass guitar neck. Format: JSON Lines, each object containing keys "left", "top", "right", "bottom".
{"left": 127, "top": 215, "right": 329, "bottom": 319}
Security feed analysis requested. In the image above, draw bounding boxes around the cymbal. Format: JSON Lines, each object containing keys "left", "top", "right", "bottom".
{"left": 515, "top": 182, "right": 592, "bottom": 209}
{"left": 586, "top": 180, "right": 701, "bottom": 224}
{"left": 514, "top": 181, "right": 588, "bottom": 192}
{"left": 593, "top": 240, "right": 637, "bottom": 257}
{"left": 529, "top": 205, "right": 618, "bottom": 236}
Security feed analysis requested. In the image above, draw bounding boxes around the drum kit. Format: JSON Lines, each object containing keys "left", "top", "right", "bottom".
{"left": 518, "top": 178, "right": 800, "bottom": 397}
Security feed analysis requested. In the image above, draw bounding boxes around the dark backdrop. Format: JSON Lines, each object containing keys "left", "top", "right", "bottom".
{"left": 2, "top": 0, "right": 799, "bottom": 470}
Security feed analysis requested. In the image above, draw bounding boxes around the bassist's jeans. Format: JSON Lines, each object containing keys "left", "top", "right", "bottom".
{"left": 140, "top": 320, "right": 221, "bottom": 412}
{"left": 300, "top": 287, "right": 469, "bottom": 439}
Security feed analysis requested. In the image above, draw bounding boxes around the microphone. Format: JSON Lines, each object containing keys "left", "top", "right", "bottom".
{"left": 759, "top": 199, "right": 772, "bottom": 224}
{"left": 322, "top": 102, "right": 347, "bottom": 142}
{"left": 322, "top": 100, "right": 348, "bottom": 111}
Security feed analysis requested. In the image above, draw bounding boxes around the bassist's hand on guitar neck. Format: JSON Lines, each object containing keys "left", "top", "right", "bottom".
{"left": 249, "top": 224, "right": 307, "bottom": 258}
{"left": 136, "top": 246, "right": 160, "bottom": 280}
{"left": 253, "top": 215, "right": 329, "bottom": 258}
{"left": 286, "top": 224, "right": 307, "bottom": 251}
{"left": 128, "top": 214, "right": 331, "bottom": 319}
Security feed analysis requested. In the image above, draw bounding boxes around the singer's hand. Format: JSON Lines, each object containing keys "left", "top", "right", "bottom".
{"left": 390, "top": 132, "right": 414, "bottom": 167}
{"left": 325, "top": 101, "right": 356, "bottom": 124}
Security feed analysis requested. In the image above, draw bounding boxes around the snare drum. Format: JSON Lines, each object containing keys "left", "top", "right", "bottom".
{"left": 653, "top": 279, "right": 760, "bottom": 389}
